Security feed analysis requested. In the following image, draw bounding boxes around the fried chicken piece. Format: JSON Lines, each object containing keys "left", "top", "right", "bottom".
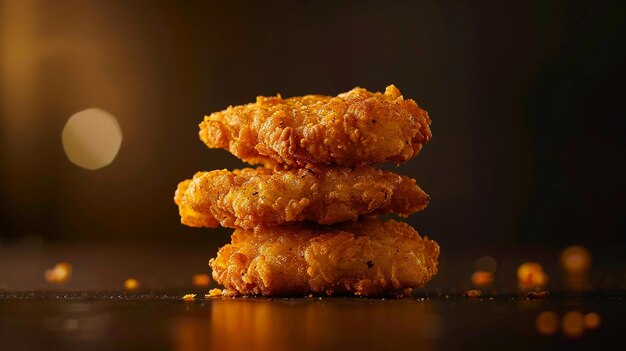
{"left": 200, "top": 85, "right": 431, "bottom": 168}
{"left": 209, "top": 218, "right": 439, "bottom": 296}
{"left": 174, "top": 167, "right": 429, "bottom": 230}
{"left": 174, "top": 179, "right": 220, "bottom": 228}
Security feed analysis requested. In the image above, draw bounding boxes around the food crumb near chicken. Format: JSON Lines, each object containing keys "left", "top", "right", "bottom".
{"left": 206, "top": 289, "right": 222, "bottom": 297}
{"left": 525, "top": 291, "right": 550, "bottom": 299}
{"left": 464, "top": 289, "right": 482, "bottom": 298}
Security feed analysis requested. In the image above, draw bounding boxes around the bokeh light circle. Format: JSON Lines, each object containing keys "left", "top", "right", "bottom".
{"left": 562, "top": 311, "right": 585, "bottom": 338}
{"left": 536, "top": 311, "right": 559, "bottom": 335}
{"left": 584, "top": 312, "right": 601, "bottom": 329}
{"left": 474, "top": 255, "right": 497, "bottom": 273}
{"left": 560, "top": 245, "right": 592, "bottom": 274}
{"left": 62, "top": 108, "right": 122, "bottom": 170}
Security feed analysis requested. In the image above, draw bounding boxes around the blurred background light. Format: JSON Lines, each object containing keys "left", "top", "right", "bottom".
{"left": 61, "top": 108, "right": 122, "bottom": 170}
{"left": 471, "top": 270, "right": 493, "bottom": 288}
{"left": 471, "top": 255, "right": 497, "bottom": 288}
{"left": 474, "top": 256, "right": 497, "bottom": 273}
{"left": 584, "top": 312, "right": 601, "bottom": 329}
{"left": 192, "top": 274, "right": 210, "bottom": 287}
{"left": 123, "top": 278, "right": 140, "bottom": 291}
{"left": 561, "top": 311, "right": 585, "bottom": 338}
{"left": 560, "top": 245, "right": 592, "bottom": 274}
{"left": 517, "top": 262, "right": 548, "bottom": 290}
{"left": 44, "top": 262, "right": 72, "bottom": 284}
{"left": 535, "top": 311, "right": 559, "bottom": 335}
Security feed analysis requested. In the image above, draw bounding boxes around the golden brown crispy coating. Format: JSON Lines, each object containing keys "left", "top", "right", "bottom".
{"left": 174, "top": 179, "right": 220, "bottom": 228}
{"left": 209, "top": 218, "right": 439, "bottom": 296}
{"left": 175, "top": 167, "right": 429, "bottom": 230}
{"left": 199, "top": 85, "right": 431, "bottom": 168}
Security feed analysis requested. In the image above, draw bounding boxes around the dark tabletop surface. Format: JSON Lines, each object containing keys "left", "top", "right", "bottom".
{"left": 1, "top": 291, "right": 624, "bottom": 351}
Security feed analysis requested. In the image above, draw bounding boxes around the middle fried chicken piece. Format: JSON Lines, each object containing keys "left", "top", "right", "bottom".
{"left": 174, "top": 166, "right": 429, "bottom": 230}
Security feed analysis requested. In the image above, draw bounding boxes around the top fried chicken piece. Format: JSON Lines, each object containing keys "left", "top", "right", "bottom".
{"left": 200, "top": 85, "right": 431, "bottom": 168}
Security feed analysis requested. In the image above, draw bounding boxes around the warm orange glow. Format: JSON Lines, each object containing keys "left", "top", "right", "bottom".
{"left": 192, "top": 274, "right": 211, "bottom": 287}
{"left": 536, "top": 311, "right": 559, "bottom": 335}
{"left": 44, "top": 262, "right": 72, "bottom": 284}
{"left": 471, "top": 270, "right": 493, "bottom": 287}
{"left": 123, "top": 278, "right": 140, "bottom": 291}
{"left": 474, "top": 256, "right": 497, "bottom": 273}
{"left": 182, "top": 294, "right": 196, "bottom": 301}
{"left": 560, "top": 245, "right": 592, "bottom": 274}
{"left": 584, "top": 312, "right": 601, "bottom": 329}
{"left": 517, "top": 262, "right": 548, "bottom": 288}
{"left": 562, "top": 311, "right": 585, "bottom": 338}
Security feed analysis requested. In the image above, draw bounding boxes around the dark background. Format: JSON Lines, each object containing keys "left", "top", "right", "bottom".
{"left": 1, "top": 0, "right": 625, "bottom": 253}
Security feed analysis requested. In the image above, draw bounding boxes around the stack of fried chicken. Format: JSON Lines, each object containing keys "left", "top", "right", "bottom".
{"left": 174, "top": 85, "right": 439, "bottom": 297}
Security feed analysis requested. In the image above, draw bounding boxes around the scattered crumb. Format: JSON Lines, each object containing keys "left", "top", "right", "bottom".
{"left": 464, "top": 289, "right": 482, "bottom": 298}
{"left": 123, "top": 278, "right": 140, "bottom": 291}
{"left": 222, "top": 289, "right": 238, "bottom": 297}
{"left": 525, "top": 291, "right": 550, "bottom": 299}
{"left": 207, "top": 288, "right": 222, "bottom": 297}
{"left": 182, "top": 294, "right": 196, "bottom": 301}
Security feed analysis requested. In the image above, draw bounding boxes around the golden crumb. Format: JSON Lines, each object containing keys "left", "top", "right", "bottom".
{"left": 182, "top": 294, "right": 196, "bottom": 301}
{"left": 206, "top": 288, "right": 222, "bottom": 297}
{"left": 44, "top": 262, "right": 73, "bottom": 284}
{"left": 464, "top": 289, "right": 482, "bottom": 298}
{"left": 123, "top": 278, "right": 140, "bottom": 291}
{"left": 192, "top": 274, "right": 211, "bottom": 287}
{"left": 525, "top": 291, "right": 550, "bottom": 299}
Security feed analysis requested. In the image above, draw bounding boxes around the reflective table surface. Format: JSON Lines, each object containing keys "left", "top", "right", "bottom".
{"left": 1, "top": 291, "right": 623, "bottom": 351}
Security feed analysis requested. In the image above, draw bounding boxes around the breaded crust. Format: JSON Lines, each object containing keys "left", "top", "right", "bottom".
{"left": 199, "top": 85, "right": 431, "bottom": 168}
{"left": 174, "top": 167, "right": 429, "bottom": 230}
{"left": 209, "top": 218, "right": 439, "bottom": 296}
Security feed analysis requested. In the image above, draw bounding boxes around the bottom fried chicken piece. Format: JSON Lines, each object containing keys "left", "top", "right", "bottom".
{"left": 209, "top": 218, "right": 439, "bottom": 296}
